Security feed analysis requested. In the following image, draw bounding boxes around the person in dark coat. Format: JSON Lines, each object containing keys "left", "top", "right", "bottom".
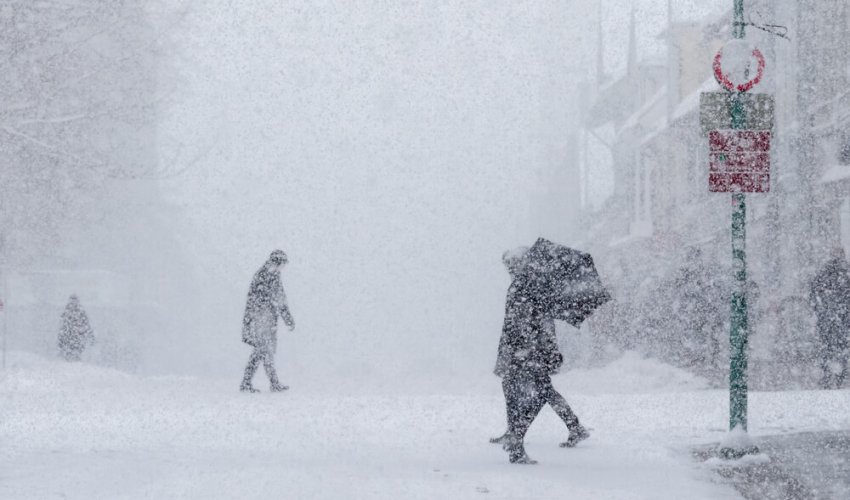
{"left": 809, "top": 247, "right": 850, "bottom": 389}
{"left": 57, "top": 294, "right": 95, "bottom": 361}
{"left": 669, "top": 247, "right": 724, "bottom": 373}
{"left": 491, "top": 248, "right": 589, "bottom": 464}
{"left": 240, "top": 250, "right": 295, "bottom": 393}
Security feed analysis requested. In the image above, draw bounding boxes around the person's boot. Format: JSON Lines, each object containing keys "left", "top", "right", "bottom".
{"left": 503, "top": 435, "right": 537, "bottom": 464}
{"left": 489, "top": 432, "right": 510, "bottom": 445}
{"left": 240, "top": 383, "right": 260, "bottom": 393}
{"left": 509, "top": 450, "right": 537, "bottom": 464}
{"left": 560, "top": 425, "right": 590, "bottom": 448}
{"left": 270, "top": 382, "right": 289, "bottom": 392}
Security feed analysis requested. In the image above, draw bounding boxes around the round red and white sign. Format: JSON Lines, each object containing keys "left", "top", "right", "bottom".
{"left": 713, "top": 40, "right": 765, "bottom": 93}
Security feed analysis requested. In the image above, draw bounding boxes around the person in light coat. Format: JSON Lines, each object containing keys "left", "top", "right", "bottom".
{"left": 240, "top": 250, "right": 295, "bottom": 393}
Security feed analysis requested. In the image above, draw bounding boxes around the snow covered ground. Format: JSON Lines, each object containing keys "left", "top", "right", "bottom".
{"left": 2, "top": 351, "right": 849, "bottom": 499}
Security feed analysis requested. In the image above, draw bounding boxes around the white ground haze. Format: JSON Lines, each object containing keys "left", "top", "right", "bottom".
{"left": 4, "top": 350, "right": 850, "bottom": 499}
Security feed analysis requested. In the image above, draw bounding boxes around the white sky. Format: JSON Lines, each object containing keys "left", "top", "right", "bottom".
{"left": 155, "top": 0, "right": 733, "bottom": 381}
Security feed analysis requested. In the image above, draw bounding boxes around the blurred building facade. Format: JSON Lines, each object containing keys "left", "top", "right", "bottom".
{"left": 578, "top": 0, "right": 850, "bottom": 387}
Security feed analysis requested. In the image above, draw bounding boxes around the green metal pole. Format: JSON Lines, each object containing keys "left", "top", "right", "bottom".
{"left": 729, "top": 189, "right": 747, "bottom": 433}
{"left": 730, "top": 0, "right": 747, "bottom": 433}
{"left": 721, "top": 0, "right": 757, "bottom": 459}
{"left": 733, "top": 0, "right": 745, "bottom": 39}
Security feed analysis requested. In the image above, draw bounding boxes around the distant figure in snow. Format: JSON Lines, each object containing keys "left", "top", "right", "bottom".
{"left": 491, "top": 247, "right": 589, "bottom": 464}
{"left": 57, "top": 294, "right": 95, "bottom": 361}
{"left": 669, "top": 247, "right": 723, "bottom": 373}
{"left": 809, "top": 247, "right": 850, "bottom": 389}
{"left": 240, "top": 250, "right": 295, "bottom": 393}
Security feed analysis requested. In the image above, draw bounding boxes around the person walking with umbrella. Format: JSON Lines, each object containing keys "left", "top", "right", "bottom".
{"left": 240, "top": 250, "right": 295, "bottom": 393}
{"left": 494, "top": 239, "right": 610, "bottom": 464}
{"left": 491, "top": 248, "right": 588, "bottom": 455}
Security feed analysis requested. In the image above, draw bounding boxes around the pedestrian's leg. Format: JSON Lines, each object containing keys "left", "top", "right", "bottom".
{"left": 818, "top": 342, "right": 833, "bottom": 389}
{"left": 241, "top": 348, "right": 262, "bottom": 392}
{"left": 504, "top": 371, "right": 546, "bottom": 464}
{"left": 541, "top": 381, "right": 580, "bottom": 431}
{"left": 835, "top": 347, "right": 850, "bottom": 389}
{"left": 540, "top": 376, "right": 590, "bottom": 447}
{"left": 505, "top": 372, "right": 540, "bottom": 439}
{"left": 263, "top": 348, "right": 288, "bottom": 391}
{"left": 515, "top": 375, "right": 547, "bottom": 441}
{"left": 490, "top": 378, "right": 512, "bottom": 444}
{"left": 504, "top": 373, "right": 522, "bottom": 438}
{"left": 825, "top": 340, "right": 845, "bottom": 389}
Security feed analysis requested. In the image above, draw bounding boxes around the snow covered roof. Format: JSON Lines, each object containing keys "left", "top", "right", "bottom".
{"left": 819, "top": 164, "right": 850, "bottom": 184}
{"left": 655, "top": 8, "right": 729, "bottom": 40}
{"left": 637, "top": 118, "right": 670, "bottom": 148}
{"left": 586, "top": 62, "right": 666, "bottom": 129}
{"left": 672, "top": 76, "right": 719, "bottom": 123}
{"left": 586, "top": 77, "right": 638, "bottom": 128}
{"left": 619, "top": 86, "right": 668, "bottom": 132}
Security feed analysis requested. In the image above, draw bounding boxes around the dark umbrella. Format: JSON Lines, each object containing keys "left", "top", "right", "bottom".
{"left": 520, "top": 238, "right": 611, "bottom": 327}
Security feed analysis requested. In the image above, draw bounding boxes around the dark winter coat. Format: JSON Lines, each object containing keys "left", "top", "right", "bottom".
{"left": 809, "top": 257, "right": 850, "bottom": 349}
{"left": 494, "top": 277, "right": 563, "bottom": 378}
{"left": 670, "top": 263, "right": 724, "bottom": 338}
{"left": 58, "top": 298, "right": 94, "bottom": 360}
{"left": 242, "top": 262, "right": 294, "bottom": 351}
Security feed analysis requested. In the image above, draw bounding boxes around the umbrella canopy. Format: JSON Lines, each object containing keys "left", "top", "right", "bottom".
{"left": 519, "top": 238, "right": 611, "bottom": 327}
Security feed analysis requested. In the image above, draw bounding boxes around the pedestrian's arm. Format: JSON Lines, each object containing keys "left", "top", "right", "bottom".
{"left": 280, "top": 304, "right": 295, "bottom": 329}
{"left": 275, "top": 287, "right": 295, "bottom": 329}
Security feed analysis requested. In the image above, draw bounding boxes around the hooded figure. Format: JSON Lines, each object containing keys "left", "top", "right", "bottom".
{"left": 809, "top": 247, "right": 850, "bottom": 389}
{"left": 494, "top": 247, "right": 563, "bottom": 377}
{"left": 491, "top": 247, "right": 588, "bottom": 464}
{"left": 57, "top": 295, "right": 95, "bottom": 361}
{"left": 240, "top": 250, "right": 295, "bottom": 393}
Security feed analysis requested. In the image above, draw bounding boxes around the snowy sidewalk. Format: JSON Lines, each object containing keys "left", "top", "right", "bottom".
{"left": 2, "top": 352, "right": 849, "bottom": 499}
{"left": 696, "top": 431, "right": 850, "bottom": 500}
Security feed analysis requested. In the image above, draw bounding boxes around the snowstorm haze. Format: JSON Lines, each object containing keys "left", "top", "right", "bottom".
{"left": 160, "top": 0, "right": 726, "bottom": 385}
{"left": 0, "top": 1, "right": 734, "bottom": 384}
{"left": 157, "top": 1, "right": 584, "bottom": 386}
{"left": 9, "top": 0, "right": 850, "bottom": 497}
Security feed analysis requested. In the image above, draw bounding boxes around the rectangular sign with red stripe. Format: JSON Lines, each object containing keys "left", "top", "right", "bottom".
{"left": 709, "top": 130, "right": 771, "bottom": 152}
{"left": 708, "top": 130, "right": 771, "bottom": 193}
{"left": 709, "top": 173, "right": 770, "bottom": 193}
{"left": 709, "top": 152, "right": 770, "bottom": 173}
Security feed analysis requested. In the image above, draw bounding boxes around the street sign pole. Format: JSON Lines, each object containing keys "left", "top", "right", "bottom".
{"left": 700, "top": 0, "right": 770, "bottom": 457}
{"left": 720, "top": 0, "right": 758, "bottom": 459}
